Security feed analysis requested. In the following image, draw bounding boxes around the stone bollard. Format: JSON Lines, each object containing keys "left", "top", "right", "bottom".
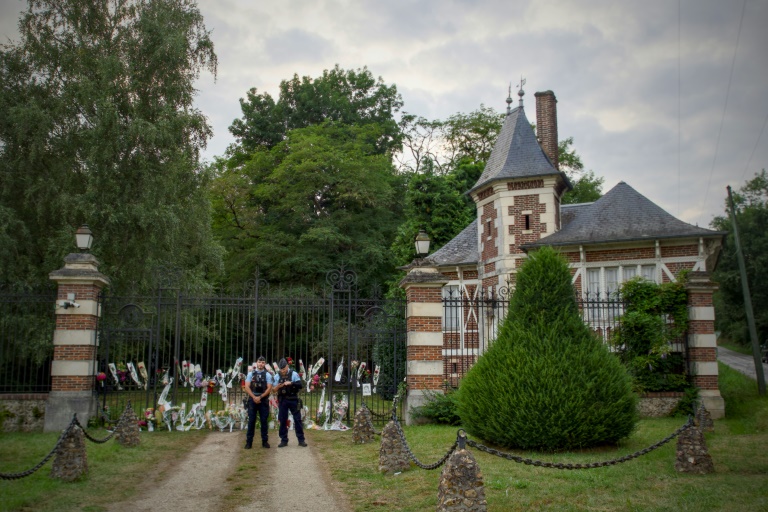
{"left": 378, "top": 420, "right": 411, "bottom": 474}
{"left": 694, "top": 404, "right": 714, "bottom": 433}
{"left": 114, "top": 402, "right": 141, "bottom": 447}
{"left": 675, "top": 424, "right": 714, "bottom": 474}
{"left": 436, "top": 431, "right": 486, "bottom": 512}
{"left": 353, "top": 405, "right": 376, "bottom": 444}
{"left": 50, "top": 424, "right": 88, "bottom": 481}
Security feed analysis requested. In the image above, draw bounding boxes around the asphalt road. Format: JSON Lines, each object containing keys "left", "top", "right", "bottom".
{"left": 718, "top": 345, "right": 768, "bottom": 381}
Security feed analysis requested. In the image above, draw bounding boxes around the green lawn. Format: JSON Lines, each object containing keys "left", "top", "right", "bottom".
{"left": 1, "top": 363, "right": 766, "bottom": 511}
{"left": 310, "top": 362, "right": 768, "bottom": 511}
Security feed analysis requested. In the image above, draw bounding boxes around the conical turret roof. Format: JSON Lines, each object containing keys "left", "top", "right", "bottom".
{"left": 468, "top": 106, "right": 567, "bottom": 194}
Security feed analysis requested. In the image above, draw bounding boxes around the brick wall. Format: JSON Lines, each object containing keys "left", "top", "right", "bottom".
{"left": 51, "top": 376, "right": 93, "bottom": 391}
{"left": 507, "top": 179, "right": 544, "bottom": 191}
{"left": 481, "top": 202, "right": 498, "bottom": 260}
{"left": 53, "top": 346, "right": 96, "bottom": 360}
{"left": 585, "top": 247, "right": 655, "bottom": 262}
{"left": 56, "top": 315, "right": 98, "bottom": 330}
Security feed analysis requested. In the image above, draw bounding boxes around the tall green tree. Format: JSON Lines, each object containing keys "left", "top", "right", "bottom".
{"left": 229, "top": 65, "right": 403, "bottom": 157}
{"left": 211, "top": 123, "right": 404, "bottom": 290}
{"left": 0, "top": 0, "right": 222, "bottom": 291}
{"left": 557, "top": 137, "right": 604, "bottom": 204}
{"left": 396, "top": 105, "right": 504, "bottom": 174}
{"left": 712, "top": 170, "right": 768, "bottom": 347}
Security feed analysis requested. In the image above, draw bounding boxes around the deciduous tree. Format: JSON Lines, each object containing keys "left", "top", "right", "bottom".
{"left": 712, "top": 170, "right": 768, "bottom": 347}
{"left": 0, "top": 0, "right": 222, "bottom": 291}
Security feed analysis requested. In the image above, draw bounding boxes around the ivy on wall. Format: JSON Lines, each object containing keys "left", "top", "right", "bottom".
{"left": 611, "top": 274, "right": 690, "bottom": 393}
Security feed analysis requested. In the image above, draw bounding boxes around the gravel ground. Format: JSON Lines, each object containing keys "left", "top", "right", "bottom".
{"left": 106, "top": 430, "right": 350, "bottom": 512}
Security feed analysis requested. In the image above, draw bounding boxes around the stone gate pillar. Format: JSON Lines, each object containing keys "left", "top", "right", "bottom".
{"left": 44, "top": 252, "right": 109, "bottom": 432}
{"left": 400, "top": 265, "right": 447, "bottom": 425}
{"left": 686, "top": 271, "right": 724, "bottom": 419}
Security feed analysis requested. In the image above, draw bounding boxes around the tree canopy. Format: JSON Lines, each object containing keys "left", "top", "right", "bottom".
{"left": 211, "top": 122, "right": 404, "bottom": 290}
{"left": 0, "top": 0, "right": 222, "bottom": 291}
{"left": 712, "top": 170, "right": 768, "bottom": 347}
{"left": 229, "top": 65, "right": 403, "bottom": 157}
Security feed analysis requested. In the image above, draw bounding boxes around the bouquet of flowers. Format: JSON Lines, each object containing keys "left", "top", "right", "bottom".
{"left": 144, "top": 408, "right": 155, "bottom": 431}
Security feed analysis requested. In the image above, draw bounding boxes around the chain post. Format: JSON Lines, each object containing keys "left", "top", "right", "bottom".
{"left": 457, "top": 429, "right": 467, "bottom": 450}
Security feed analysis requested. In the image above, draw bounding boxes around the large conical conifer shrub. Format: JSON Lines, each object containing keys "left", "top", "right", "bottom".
{"left": 456, "top": 247, "right": 637, "bottom": 450}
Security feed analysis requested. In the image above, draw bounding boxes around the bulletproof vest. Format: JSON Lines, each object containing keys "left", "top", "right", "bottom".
{"left": 278, "top": 372, "right": 299, "bottom": 398}
{"left": 250, "top": 370, "right": 267, "bottom": 394}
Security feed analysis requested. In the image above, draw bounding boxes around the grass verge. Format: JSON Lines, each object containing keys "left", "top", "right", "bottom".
{"left": 0, "top": 428, "right": 207, "bottom": 511}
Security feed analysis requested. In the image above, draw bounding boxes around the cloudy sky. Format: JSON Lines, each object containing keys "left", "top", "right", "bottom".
{"left": 2, "top": 0, "right": 767, "bottom": 228}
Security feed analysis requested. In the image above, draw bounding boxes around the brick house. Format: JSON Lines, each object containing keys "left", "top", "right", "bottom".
{"left": 400, "top": 88, "right": 725, "bottom": 422}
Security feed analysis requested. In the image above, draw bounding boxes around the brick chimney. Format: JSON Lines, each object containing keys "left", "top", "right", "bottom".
{"left": 534, "top": 90, "right": 558, "bottom": 170}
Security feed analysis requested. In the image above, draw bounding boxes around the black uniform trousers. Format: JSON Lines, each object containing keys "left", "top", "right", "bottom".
{"left": 246, "top": 397, "right": 270, "bottom": 444}
{"left": 278, "top": 396, "right": 305, "bottom": 443}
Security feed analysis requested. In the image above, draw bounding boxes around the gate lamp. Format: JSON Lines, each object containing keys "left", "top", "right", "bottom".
{"left": 75, "top": 225, "right": 94, "bottom": 252}
{"left": 414, "top": 229, "right": 431, "bottom": 257}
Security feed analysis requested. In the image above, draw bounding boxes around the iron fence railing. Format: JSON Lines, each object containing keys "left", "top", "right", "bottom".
{"left": 0, "top": 285, "right": 57, "bottom": 393}
{"left": 442, "top": 289, "right": 686, "bottom": 386}
{"left": 97, "top": 272, "right": 406, "bottom": 425}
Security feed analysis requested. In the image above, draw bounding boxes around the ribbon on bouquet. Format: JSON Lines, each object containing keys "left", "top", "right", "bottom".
{"left": 226, "top": 357, "right": 243, "bottom": 388}
{"left": 215, "top": 369, "right": 228, "bottom": 402}
{"left": 299, "top": 360, "right": 307, "bottom": 380}
{"left": 137, "top": 362, "right": 149, "bottom": 389}
{"left": 157, "top": 377, "right": 174, "bottom": 406}
{"left": 356, "top": 362, "right": 367, "bottom": 387}
{"left": 372, "top": 364, "right": 380, "bottom": 393}
{"left": 334, "top": 357, "right": 344, "bottom": 382}
{"left": 127, "top": 362, "right": 143, "bottom": 388}
{"left": 308, "top": 357, "right": 324, "bottom": 392}
{"left": 107, "top": 363, "right": 122, "bottom": 390}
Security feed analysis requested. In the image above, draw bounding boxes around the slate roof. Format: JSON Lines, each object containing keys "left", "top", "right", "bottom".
{"left": 468, "top": 106, "right": 570, "bottom": 194}
{"left": 426, "top": 219, "right": 478, "bottom": 266}
{"left": 523, "top": 181, "right": 726, "bottom": 249}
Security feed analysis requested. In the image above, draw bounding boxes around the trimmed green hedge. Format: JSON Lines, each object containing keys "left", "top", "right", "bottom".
{"left": 456, "top": 247, "right": 637, "bottom": 450}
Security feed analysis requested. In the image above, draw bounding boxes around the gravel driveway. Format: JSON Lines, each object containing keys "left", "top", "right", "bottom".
{"left": 106, "top": 430, "right": 350, "bottom": 512}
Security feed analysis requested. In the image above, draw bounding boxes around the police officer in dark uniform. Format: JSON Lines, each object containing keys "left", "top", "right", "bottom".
{"left": 244, "top": 356, "right": 274, "bottom": 449}
{"left": 275, "top": 358, "right": 307, "bottom": 447}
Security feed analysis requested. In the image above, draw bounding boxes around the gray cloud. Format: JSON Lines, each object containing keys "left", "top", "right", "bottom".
{"left": 2, "top": 0, "right": 766, "bottom": 228}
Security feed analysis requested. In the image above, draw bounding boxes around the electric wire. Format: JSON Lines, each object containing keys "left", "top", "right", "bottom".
{"left": 701, "top": 0, "right": 747, "bottom": 221}
{"left": 740, "top": 109, "right": 768, "bottom": 183}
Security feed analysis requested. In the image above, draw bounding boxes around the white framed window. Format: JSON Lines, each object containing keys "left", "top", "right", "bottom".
{"left": 622, "top": 266, "right": 636, "bottom": 281}
{"left": 605, "top": 267, "right": 619, "bottom": 296}
{"left": 641, "top": 265, "right": 656, "bottom": 281}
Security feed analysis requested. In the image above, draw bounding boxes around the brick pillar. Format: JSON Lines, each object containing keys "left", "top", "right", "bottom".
{"left": 44, "top": 253, "right": 110, "bottom": 432}
{"left": 686, "top": 271, "right": 724, "bottom": 419}
{"left": 400, "top": 266, "right": 448, "bottom": 425}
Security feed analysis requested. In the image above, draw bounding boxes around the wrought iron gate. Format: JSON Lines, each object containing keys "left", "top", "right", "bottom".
{"left": 97, "top": 267, "right": 406, "bottom": 425}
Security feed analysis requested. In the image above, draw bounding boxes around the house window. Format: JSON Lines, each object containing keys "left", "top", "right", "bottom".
{"left": 486, "top": 220, "right": 492, "bottom": 239}
{"left": 605, "top": 267, "right": 619, "bottom": 297}
{"left": 623, "top": 266, "right": 637, "bottom": 281}
{"left": 587, "top": 268, "right": 601, "bottom": 295}
{"left": 442, "top": 285, "right": 461, "bottom": 330}
{"left": 524, "top": 215, "right": 531, "bottom": 230}
{"left": 641, "top": 265, "right": 656, "bottom": 281}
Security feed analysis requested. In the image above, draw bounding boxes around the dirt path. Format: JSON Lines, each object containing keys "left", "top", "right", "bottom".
{"left": 107, "top": 430, "right": 350, "bottom": 512}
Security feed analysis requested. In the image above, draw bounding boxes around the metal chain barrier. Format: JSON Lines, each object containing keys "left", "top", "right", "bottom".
{"left": 465, "top": 417, "right": 694, "bottom": 470}
{"left": 0, "top": 412, "right": 123, "bottom": 480}
{"left": 393, "top": 419, "right": 458, "bottom": 470}
{"left": 0, "top": 416, "right": 77, "bottom": 480}
{"left": 73, "top": 416, "right": 116, "bottom": 444}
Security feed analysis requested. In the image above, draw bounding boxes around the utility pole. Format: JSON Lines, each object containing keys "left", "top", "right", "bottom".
{"left": 727, "top": 186, "right": 766, "bottom": 395}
